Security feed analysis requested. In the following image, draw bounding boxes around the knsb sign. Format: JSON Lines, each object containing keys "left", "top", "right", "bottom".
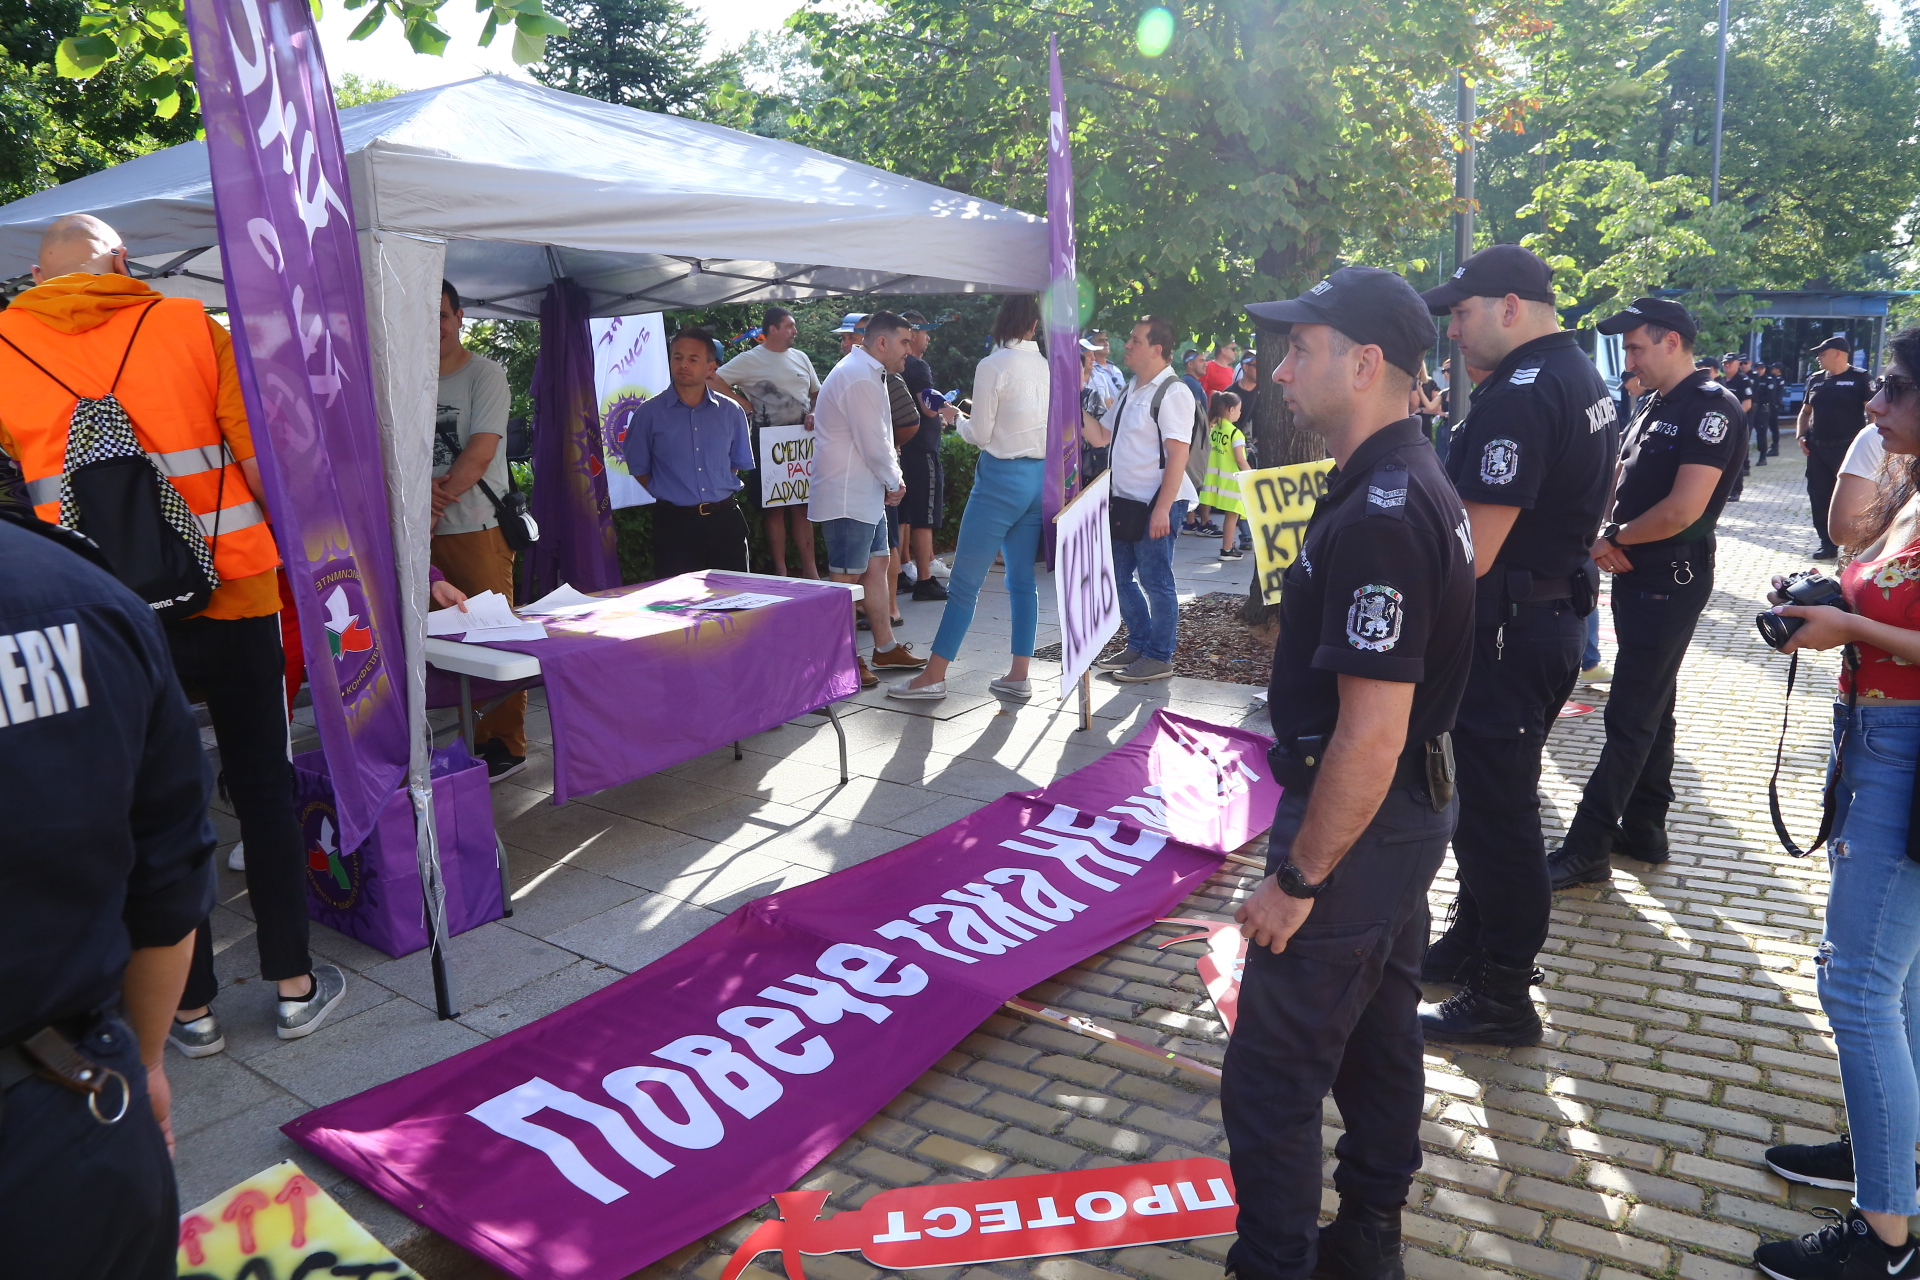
{"left": 723, "top": 1158, "right": 1237, "bottom": 1280}
{"left": 760, "top": 425, "right": 815, "bottom": 509}
{"left": 1053, "top": 471, "right": 1119, "bottom": 696}
{"left": 1236, "top": 460, "right": 1335, "bottom": 605}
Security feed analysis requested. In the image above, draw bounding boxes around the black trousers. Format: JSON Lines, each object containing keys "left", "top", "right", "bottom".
{"left": 169, "top": 613, "right": 310, "bottom": 1008}
{"left": 1754, "top": 413, "right": 1780, "bottom": 460}
{"left": 0, "top": 1012, "right": 177, "bottom": 1280}
{"left": 1448, "top": 601, "right": 1584, "bottom": 967}
{"left": 1222, "top": 783, "right": 1455, "bottom": 1280}
{"left": 652, "top": 499, "right": 750, "bottom": 579}
{"left": 1561, "top": 552, "right": 1714, "bottom": 860}
{"left": 1807, "top": 440, "right": 1849, "bottom": 555}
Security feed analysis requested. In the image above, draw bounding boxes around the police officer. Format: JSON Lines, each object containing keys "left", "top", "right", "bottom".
{"left": 1720, "top": 355, "right": 1754, "bottom": 499}
{"left": 1546, "top": 300, "right": 1747, "bottom": 888}
{"left": 1225, "top": 267, "right": 1474, "bottom": 1280}
{"left": 1412, "top": 245, "right": 1619, "bottom": 1045}
{"left": 1762, "top": 363, "right": 1788, "bottom": 459}
{"left": 0, "top": 508, "right": 215, "bottom": 1278}
{"left": 1798, "top": 336, "right": 1873, "bottom": 560}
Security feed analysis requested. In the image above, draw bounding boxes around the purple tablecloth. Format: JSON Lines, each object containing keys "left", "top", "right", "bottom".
{"left": 435, "top": 573, "right": 858, "bottom": 804}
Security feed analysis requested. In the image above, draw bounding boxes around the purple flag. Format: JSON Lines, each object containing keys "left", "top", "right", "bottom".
{"left": 525, "top": 280, "right": 621, "bottom": 599}
{"left": 185, "top": 0, "right": 409, "bottom": 853}
{"left": 1041, "top": 34, "right": 1082, "bottom": 567}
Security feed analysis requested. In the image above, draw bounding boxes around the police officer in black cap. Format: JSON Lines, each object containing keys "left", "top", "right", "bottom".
{"left": 1798, "top": 336, "right": 1873, "bottom": 560}
{"left": 1411, "top": 245, "right": 1619, "bottom": 1045}
{"left": 1225, "top": 266, "right": 1474, "bottom": 1280}
{"left": 0, "top": 508, "right": 215, "bottom": 1278}
{"left": 1546, "top": 299, "right": 1746, "bottom": 888}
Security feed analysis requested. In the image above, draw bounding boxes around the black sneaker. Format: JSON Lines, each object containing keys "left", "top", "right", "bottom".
{"left": 477, "top": 738, "right": 529, "bottom": 784}
{"left": 1755, "top": 1208, "right": 1859, "bottom": 1280}
{"left": 912, "top": 578, "right": 949, "bottom": 602}
{"left": 1859, "top": 1231, "right": 1920, "bottom": 1280}
{"left": 1314, "top": 1200, "right": 1403, "bottom": 1280}
{"left": 1768, "top": 1135, "right": 1857, "bottom": 1192}
{"left": 896, "top": 572, "right": 915, "bottom": 594}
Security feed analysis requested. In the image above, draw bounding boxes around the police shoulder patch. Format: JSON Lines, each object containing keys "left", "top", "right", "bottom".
{"left": 1366, "top": 461, "right": 1409, "bottom": 517}
{"left": 1479, "top": 438, "right": 1521, "bottom": 486}
{"left": 1697, "top": 411, "right": 1729, "bottom": 444}
{"left": 1347, "top": 584, "right": 1405, "bottom": 652}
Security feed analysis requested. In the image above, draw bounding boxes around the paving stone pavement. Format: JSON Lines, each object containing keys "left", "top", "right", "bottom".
{"left": 171, "top": 453, "right": 1850, "bottom": 1280}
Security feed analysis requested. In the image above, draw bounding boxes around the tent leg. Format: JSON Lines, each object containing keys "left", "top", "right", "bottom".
{"left": 1078, "top": 670, "right": 1092, "bottom": 732}
{"left": 733, "top": 740, "right": 743, "bottom": 761}
{"left": 824, "top": 701, "right": 849, "bottom": 783}
{"left": 459, "top": 674, "right": 475, "bottom": 751}
{"left": 430, "top": 935, "right": 455, "bottom": 1021}
{"left": 496, "top": 832, "right": 513, "bottom": 919}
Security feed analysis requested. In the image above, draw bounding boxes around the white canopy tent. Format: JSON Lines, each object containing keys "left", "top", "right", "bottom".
{"left": 0, "top": 75, "right": 1045, "bottom": 1013}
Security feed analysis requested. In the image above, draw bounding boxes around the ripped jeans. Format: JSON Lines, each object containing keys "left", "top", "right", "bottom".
{"left": 1820, "top": 702, "right": 1920, "bottom": 1215}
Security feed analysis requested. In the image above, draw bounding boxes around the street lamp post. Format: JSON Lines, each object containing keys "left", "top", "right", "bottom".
{"left": 1450, "top": 72, "right": 1476, "bottom": 419}
{"left": 1710, "top": 0, "right": 1728, "bottom": 204}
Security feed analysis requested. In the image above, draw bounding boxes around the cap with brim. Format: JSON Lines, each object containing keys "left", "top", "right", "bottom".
{"left": 1593, "top": 297, "right": 1697, "bottom": 343}
{"left": 1419, "top": 243, "right": 1557, "bottom": 314}
{"left": 1808, "top": 336, "right": 1850, "bottom": 355}
{"left": 1078, "top": 337, "right": 1099, "bottom": 351}
{"left": 1244, "top": 265, "right": 1436, "bottom": 378}
{"left": 832, "top": 313, "right": 869, "bottom": 334}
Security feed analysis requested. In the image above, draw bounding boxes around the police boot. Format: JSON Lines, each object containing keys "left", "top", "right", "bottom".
{"left": 1420, "top": 905, "right": 1479, "bottom": 986}
{"left": 1314, "top": 1197, "right": 1404, "bottom": 1280}
{"left": 1546, "top": 842, "right": 1611, "bottom": 890}
{"left": 1418, "top": 958, "right": 1543, "bottom": 1047}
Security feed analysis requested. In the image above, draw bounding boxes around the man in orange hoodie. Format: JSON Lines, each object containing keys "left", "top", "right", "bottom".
{"left": 0, "top": 215, "right": 348, "bottom": 1055}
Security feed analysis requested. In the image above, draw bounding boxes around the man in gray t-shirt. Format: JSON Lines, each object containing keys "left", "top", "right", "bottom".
{"left": 430, "top": 281, "right": 526, "bottom": 781}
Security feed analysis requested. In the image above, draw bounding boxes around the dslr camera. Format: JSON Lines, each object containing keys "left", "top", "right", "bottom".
{"left": 1756, "top": 570, "right": 1849, "bottom": 650}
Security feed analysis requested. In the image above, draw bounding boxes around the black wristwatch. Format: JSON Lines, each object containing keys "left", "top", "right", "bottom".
{"left": 1599, "top": 522, "right": 1624, "bottom": 548}
{"left": 1275, "top": 859, "right": 1330, "bottom": 899}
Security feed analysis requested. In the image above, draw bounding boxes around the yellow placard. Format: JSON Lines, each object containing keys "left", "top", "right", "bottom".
{"left": 177, "top": 1160, "right": 423, "bottom": 1279}
{"left": 1236, "top": 459, "right": 1335, "bottom": 605}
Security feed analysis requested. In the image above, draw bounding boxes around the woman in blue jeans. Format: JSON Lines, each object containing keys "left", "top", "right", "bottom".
{"left": 1754, "top": 327, "right": 1920, "bottom": 1280}
{"left": 890, "top": 296, "right": 1049, "bottom": 702}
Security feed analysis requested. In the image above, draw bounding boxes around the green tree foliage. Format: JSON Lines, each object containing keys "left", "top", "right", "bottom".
{"left": 333, "top": 70, "right": 404, "bottom": 106}
{"left": 530, "top": 0, "right": 731, "bottom": 114}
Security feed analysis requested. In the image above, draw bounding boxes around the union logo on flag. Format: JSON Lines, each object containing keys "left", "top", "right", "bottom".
{"left": 321, "top": 585, "right": 373, "bottom": 659}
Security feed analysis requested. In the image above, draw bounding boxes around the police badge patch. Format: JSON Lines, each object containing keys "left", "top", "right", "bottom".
{"left": 1480, "top": 438, "right": 1520, "bottom": 486}
{"left": 1347, "top": 584, "right": 1404, "bottom": 652}
{"left": 1697, "top": 412, "right": 1729, "bottom": 444}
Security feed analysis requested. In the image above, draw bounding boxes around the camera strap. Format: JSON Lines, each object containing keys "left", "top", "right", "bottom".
{"left": 1767, "top": 649, "right": 1852, "bottom": 858}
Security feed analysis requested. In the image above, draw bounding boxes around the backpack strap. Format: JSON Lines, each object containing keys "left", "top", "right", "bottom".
{"left": 0, "top": 301, "right": 161, "bottom": 401}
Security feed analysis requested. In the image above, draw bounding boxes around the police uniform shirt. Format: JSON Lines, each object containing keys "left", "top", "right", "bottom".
{"left": 1444, "top": 330, "right": 1618, "bottom": 582}
{"left": 1725, "top": 371, "right": 1754, "bottom": 408}
{"left": 0, "top": 515, "right": 214, "bottom": 1047}
{"left": 1268, "top": 418, "right": 1475, "bottom": 749}
{"left": 1611, "top": 369, "right": 1747, "bottom": 542}
{"left": 1804, "top": 366, "right": 1873, "bottom": 446}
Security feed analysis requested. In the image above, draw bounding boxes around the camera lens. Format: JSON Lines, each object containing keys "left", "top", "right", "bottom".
{"left": 1755, "top": 612, "right": 1800, "bottom": 650}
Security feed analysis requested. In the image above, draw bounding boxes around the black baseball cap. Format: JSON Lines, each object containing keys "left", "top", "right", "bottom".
{"left": 1721, "top": 353, "right": 1743, "bottom": 364}
{"left": 1808, "top": 336, "right": 1850, "bottom": 355}
{"left": 1593, "top": 297, "right": 1697, "bottom": 343}
{"left": 1419, "top": 244, "right": 1557, "bottom": 313}
{"left": 1244, "top": 266, "right": 1435, "bottom": 378}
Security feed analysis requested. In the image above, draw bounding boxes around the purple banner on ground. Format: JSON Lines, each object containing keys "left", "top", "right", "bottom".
{"left": 477, "top": 573, "right": 857, "bottom": 804}
{"left": 185, "top": 0, "right": 408, "bottom": 853}
{"left": 1041, "top": 34, "right": 1082, "bottom": 568}
{"left": 526, "top": 280, "right": 621, "bottom": 600}
{"left": 286, "top": 710, "right": 1274, "bottom": 1280}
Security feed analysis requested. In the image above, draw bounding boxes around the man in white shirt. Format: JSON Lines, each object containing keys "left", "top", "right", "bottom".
{"left": 1080, "top": 315, "right": 1198, "bottom": 683}
{"left": 809, "top": 310, "right": 928, "bottom": 686}
{"left": 710, "top": 306, "right": 822, "bottom": 579}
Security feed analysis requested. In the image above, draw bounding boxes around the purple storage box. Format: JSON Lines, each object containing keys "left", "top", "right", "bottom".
{"left": 293, "top": 743, "right": 505, "bottom": 958}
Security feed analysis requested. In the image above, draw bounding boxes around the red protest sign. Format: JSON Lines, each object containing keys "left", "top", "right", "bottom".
{"left": 1157, "top": 917, "right": 1247, "bottom": 1032}
{"left": 721, "top": 1157, "right": 1237, "bottom": 1280}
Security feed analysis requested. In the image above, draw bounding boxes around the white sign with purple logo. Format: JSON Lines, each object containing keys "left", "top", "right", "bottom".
{"left": 589, "top": 314, "right": 667, "bottom": 508}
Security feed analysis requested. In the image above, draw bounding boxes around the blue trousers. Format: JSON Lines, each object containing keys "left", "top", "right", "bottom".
{"left": 931, "top": 453, "right": 1044, "bottom": 662}
{"left": 1112, "top": 500, "right": 1187, "bottom": 663}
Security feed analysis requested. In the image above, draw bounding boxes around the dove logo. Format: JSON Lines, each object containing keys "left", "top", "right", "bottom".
{"left": 301, "top": 798, "right": 361, "bottom": 909}
{"left": 312, "top": 560, "right": 384, "bottom": 703}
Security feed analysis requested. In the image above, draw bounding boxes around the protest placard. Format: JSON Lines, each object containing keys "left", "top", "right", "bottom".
{"left": 1052, "top": 470, "right": 1118, "bottom": 696}
{"left": 760, "top": 424, "right": 815, "bottom": 508}
{"left": 590, "top": 314, "right": 666, "bottom": 508}
{"left": 1156, "top": 917, "right": 1247, "bottom": 1032}
{"left": 721, "top": 1157, "right": 1237, "bottom": 1280}
{"left": 176, "top": 1160, "right": 419, "bottom": 1279}
{"left": 1236, "top": 459, "right": 1334, "bottom": 604}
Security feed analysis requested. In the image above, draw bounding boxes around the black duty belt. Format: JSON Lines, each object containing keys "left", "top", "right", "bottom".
{"left": 660, "top": 497, "right": 739, "bottom": 517}
{"left": 1269, "top": 731, "right": 1454, "bottom": 810}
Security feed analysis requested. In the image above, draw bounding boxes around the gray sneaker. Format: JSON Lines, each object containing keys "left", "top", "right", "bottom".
{"left": 168, "top": 1013, "right": 226, "bottom": 1059}
{"left": 276, "top": 964, "right": 348, "bottom": 1040}
{"left": 1093, "top": 648, "right": 1139, "bottom": 671}
{"left": 1112, "top": 656, "right": 1175, "bottom": 683}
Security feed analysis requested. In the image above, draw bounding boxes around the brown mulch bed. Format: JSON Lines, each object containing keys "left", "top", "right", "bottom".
{"left": 1035, "top": 591, "right": 1275, "bottom": 686}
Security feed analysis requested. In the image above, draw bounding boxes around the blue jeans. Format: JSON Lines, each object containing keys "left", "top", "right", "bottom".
{"left": 931, "top": 453, "right": 1044, "bottom": 662}
{"left": 1112, "top": 499, "right": 1187, "bottom": 663}
{"left": 1583, "top": 610, "right": 1601, "bottom": 670}
{"left": 820, "top": 516, "right": 888, "bottom": 575}
{"left": 1821, "top": 703, "right": 1920, "bottom": 1215}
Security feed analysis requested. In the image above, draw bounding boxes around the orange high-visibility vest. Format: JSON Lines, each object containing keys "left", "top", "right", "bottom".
{"left": 0, "top": 297, "right": 279, "bottom": 583}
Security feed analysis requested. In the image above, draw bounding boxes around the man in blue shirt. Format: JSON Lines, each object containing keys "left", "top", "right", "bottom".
{"left": 625, "top": 327, "right": 757, "bottom": 578}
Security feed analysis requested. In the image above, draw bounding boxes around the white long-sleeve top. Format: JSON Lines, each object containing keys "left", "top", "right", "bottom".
{"left": 808, "top": 346, "right": 905, "bottom": 525}
{"left": 960, "top": 339, "right": 1050, "bottom": 459}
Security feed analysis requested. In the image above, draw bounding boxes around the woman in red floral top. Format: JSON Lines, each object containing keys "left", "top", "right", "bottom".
{"left": 1752, "top": 327, "right": 1920, "bottom": 1280}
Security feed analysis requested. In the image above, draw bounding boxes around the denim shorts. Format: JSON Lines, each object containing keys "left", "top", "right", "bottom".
{"left": 821, "top": 516, "right": 888, "bottom": 574}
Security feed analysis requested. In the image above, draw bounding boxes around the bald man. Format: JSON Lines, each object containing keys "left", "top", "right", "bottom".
{"left": 0, "top": 215, "right": 351, "bottom": 1059}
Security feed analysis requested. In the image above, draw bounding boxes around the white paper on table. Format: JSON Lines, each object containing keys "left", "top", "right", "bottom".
{"left": 426, "top": 590, "right": 549, "bottom": 642}
{"left": 694, "top": 592, "right": 789, "bottom": 611}
{"left": 520, "top": 583, "right": 603, "bottom": 615}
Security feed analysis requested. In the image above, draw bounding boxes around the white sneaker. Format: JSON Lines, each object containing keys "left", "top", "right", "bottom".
{"left": 886, "top": 678, "right": 947, "bottom": 701}
{"left": 929, "top": 558, "right": 952, "bottom": 580}
{"left": 227, "top": 842, "right": 246, "bottom": 872}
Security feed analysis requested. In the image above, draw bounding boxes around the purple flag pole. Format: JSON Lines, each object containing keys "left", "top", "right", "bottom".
{"left": 526, "top": 280, "right": 621, "bottom": 598}
{"left": 184, "top": 0, "right": 411, "bottom": 856}
{"left": 1041, "top": 33, "right": 1083, "bottom": 569}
